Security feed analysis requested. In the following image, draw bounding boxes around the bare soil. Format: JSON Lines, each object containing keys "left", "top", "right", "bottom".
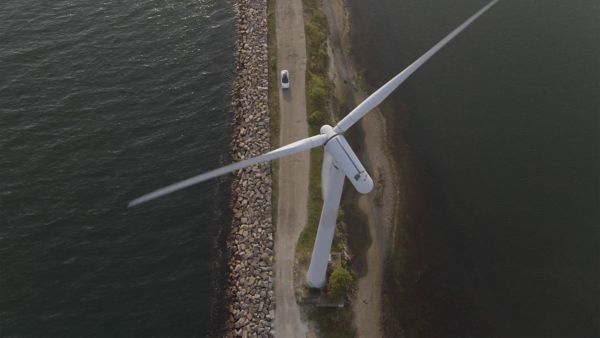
{"left": 273, "top": 0, "right": 316, "bottom": 336}
{"left": 323, "top": 0, "right": 399, "bottom": 336}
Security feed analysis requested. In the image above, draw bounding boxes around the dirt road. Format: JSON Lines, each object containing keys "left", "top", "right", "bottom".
{"left": 273, "top": 0, "right": 314, "bottom": 337}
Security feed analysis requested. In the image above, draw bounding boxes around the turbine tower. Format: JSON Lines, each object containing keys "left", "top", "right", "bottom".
{"left": 129, "top": 0, "right": 499, "bottom": 288}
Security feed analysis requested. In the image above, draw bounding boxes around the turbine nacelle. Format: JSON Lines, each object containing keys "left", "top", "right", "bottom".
{"left": 320, "top": 125, "right": 373, "bottom": 194}
{"left": 129, "top": 0, "right": 498, "bottom": 208}
{"left": 128, "top": 0, "right": 499, "bottom": 289}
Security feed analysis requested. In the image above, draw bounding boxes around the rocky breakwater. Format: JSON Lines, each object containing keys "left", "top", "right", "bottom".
{"left": 226, "top": 0, "right": 274, "bottom": 337}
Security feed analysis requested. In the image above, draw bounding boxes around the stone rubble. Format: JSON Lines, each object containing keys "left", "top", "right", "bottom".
{"left": 226, "top": 0, "right": 274, "bottom": 337}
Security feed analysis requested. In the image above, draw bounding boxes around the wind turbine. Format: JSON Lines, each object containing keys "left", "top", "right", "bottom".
{"left": 129, "top": 0, "right": 499, "bottom": 288}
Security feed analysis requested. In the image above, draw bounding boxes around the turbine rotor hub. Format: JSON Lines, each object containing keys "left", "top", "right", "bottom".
{"left": 320, "top": 124, "right": 335, "bottom": 136}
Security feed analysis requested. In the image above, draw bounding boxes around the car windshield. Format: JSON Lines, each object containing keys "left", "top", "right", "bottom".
{"left": 282, "top": 74, "right": 288, "bottom": 83}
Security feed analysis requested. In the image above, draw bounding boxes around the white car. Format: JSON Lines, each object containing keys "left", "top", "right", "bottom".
{"left": 280, "top": 70, "right": 290, "bottom": 89}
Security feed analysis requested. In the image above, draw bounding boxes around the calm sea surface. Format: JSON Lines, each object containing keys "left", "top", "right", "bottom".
{"left": 349, "top": 0, "right": 599, "bottom": 336}
{"left": 1, "top": 0, "right": 235, "bottom": 336}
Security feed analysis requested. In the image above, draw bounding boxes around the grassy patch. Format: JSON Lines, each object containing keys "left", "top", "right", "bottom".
{"left": 267, "top": 0, "right": 279, "bottom": 231}
{"left": 296, "top": 0, "right": 334, "bottom": 263}
{"left": 307, "top": 306, "right": 356, "bottom": 338}
{"left": 303, "top": 0, "right": 334, "bottom": 127}
{"left": 295, "top": 0, "right": 357, "bottom": 335}
{"left": 296, "top": 146, "right": 324, "bottom": 262}
{"left": 374, "top": 168, "right": 384, "bottom": 208}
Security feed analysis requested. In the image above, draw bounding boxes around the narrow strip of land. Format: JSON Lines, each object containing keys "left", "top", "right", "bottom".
{"left": 273, "top": 0, "right": 314, "bottom": 337}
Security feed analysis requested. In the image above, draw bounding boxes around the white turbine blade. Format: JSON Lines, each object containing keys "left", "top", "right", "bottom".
{"left": 128, "top": 134, "right": 327, "bottom": 207}
{"left": 306, "top": 160, "right": 345, "bottom": 288}
{"left": 334, "top": 0, "right": 499, "bottom": 133}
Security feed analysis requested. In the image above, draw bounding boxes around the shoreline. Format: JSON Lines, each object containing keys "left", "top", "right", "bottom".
{"left": 225, "top": 0, "right": 401, "bottom": 336}
{"left": 324, "top": 0, "right": 401, "bottom": 336}
{"left": 226, "top": 0, "right": 275, "bottom": 337}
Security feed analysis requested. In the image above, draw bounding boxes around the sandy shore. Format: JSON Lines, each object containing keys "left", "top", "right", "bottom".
{"left": 323, "top": 0, "right": 399, "bottom": 336}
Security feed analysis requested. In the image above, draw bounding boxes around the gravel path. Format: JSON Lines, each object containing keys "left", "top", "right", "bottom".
{"left": 273, "top": 0, "right": 315, "bottom": 337}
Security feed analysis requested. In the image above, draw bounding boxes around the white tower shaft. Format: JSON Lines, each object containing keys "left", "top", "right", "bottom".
{"left": 306, "top": 154, "right": 345, "bottom": 288}
{"left": 127, "top": 0, "right": 500, "bottom": 294}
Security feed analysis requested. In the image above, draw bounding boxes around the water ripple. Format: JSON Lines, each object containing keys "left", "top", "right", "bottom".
{"left": 0, "top": 0, "right": 235, "bottom": 336}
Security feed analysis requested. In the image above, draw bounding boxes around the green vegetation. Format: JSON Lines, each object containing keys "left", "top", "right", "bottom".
{"left": 295, "top": 1, "right": 357, "bottom": 336}
{"left": 307, "top": 74, "right": 329, "bottom": 114}
{"left": 307, "top": 306, "right": 355, "bottom": 338}
{"left": 296, "top": 0, "right": 334, "bottom": 263}
{"left": 267, "top": 0, "right": 279, "bottom": 231}
{"left": 296, "top": 145, "right": 325, "bottom": 261}
{"left": 327, "top": 266, "right": 353, "bottom": 299}
{"left": 303, "top": 0, "right": 330, "bottom": 78}
{"left": 303, "top": 0, "right": 333, "bottom": 130}
{"left": 374, "top": 168, "right": 384, "bottom": 207}
{"left": 308, "top": 110, "right": 328, "bottom": 126}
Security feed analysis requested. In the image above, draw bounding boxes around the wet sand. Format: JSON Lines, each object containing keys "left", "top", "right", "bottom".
{"left": 323, "top": 0, "right": 401, "bottom": 336}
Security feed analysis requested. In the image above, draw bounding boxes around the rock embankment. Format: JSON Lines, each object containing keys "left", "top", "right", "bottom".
{"left": 226, "top": 0, "right": 273, "bottom": 337}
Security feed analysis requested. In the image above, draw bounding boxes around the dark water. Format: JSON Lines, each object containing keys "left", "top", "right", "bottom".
{"left": 1, "top": 0, "right": 235, "bottom": 336}
{"left": 349, "top": 0, "right": 599, "bottom": 337}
